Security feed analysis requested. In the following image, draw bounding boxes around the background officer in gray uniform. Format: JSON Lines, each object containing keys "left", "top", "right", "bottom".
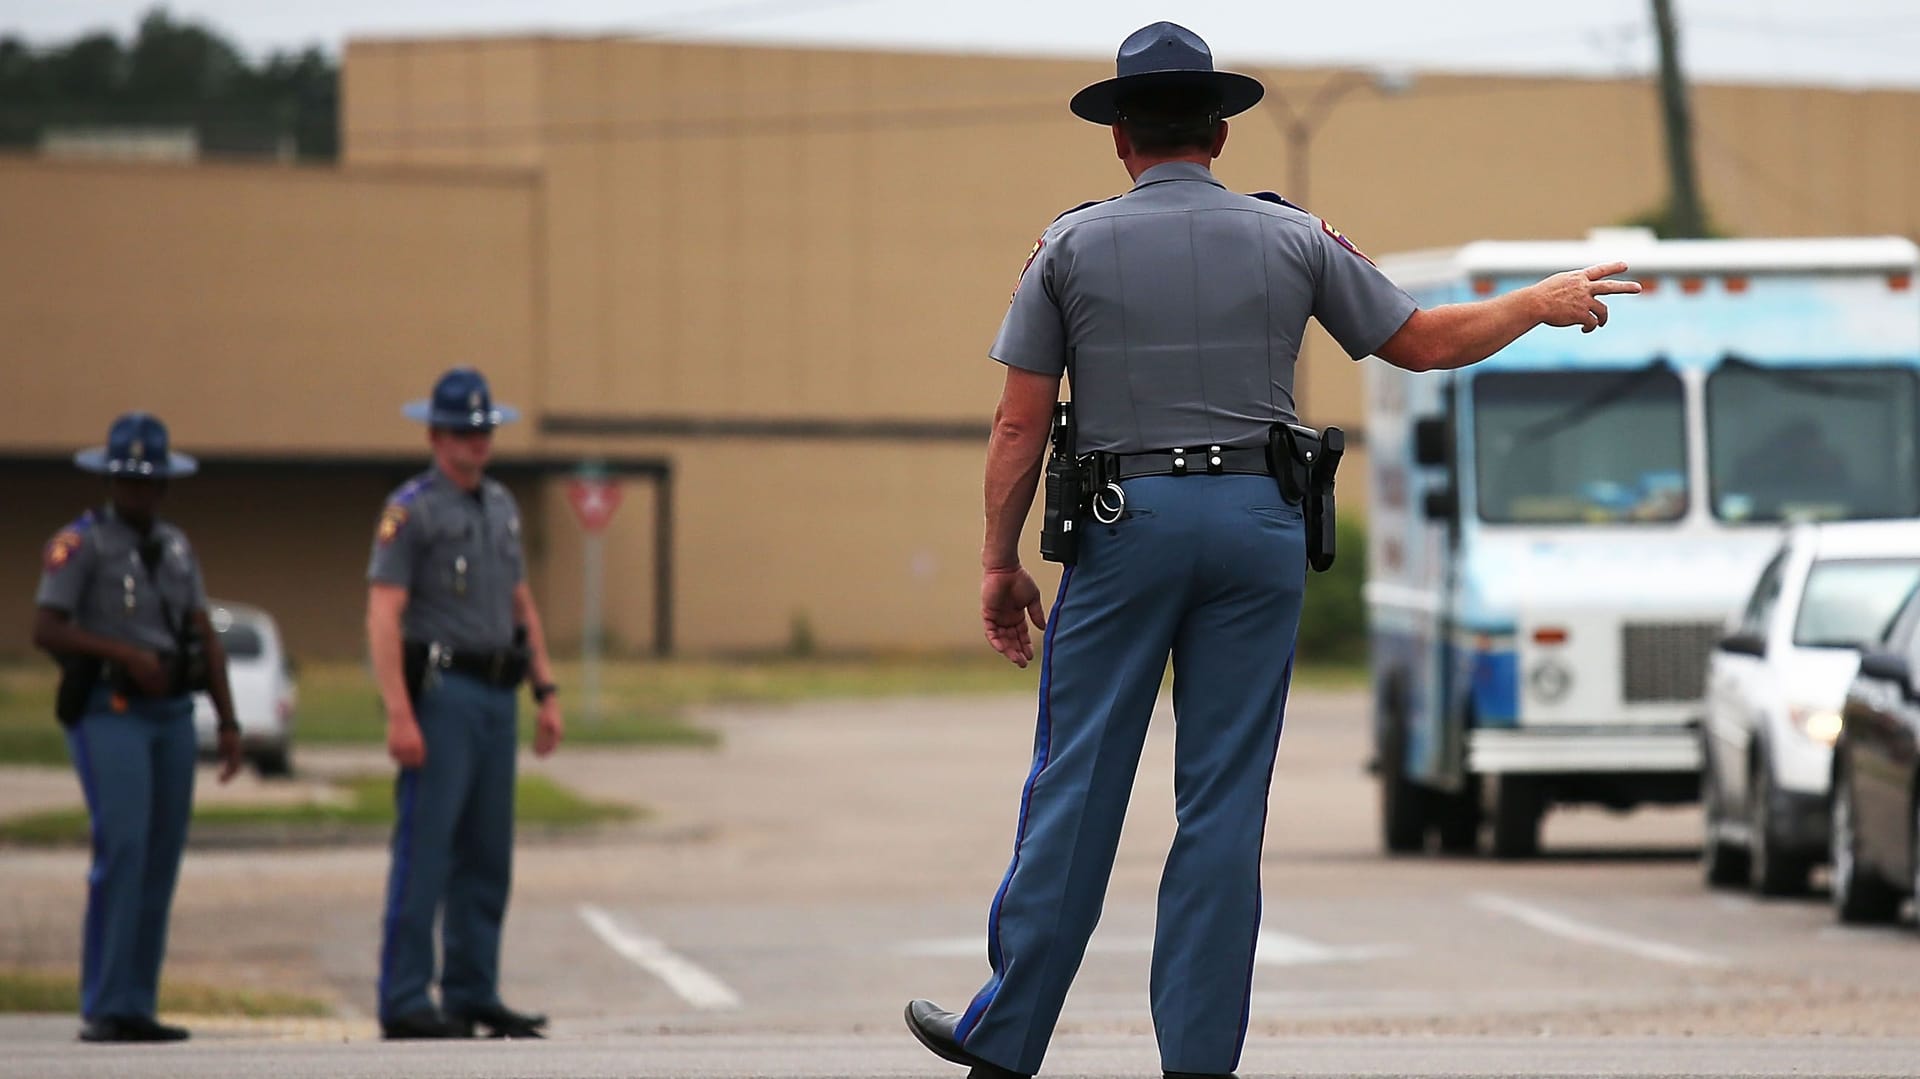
{"left": 32, "top": 412, "right": 243, "bottom": 1044}
{"left": 367, "top": 367, "right": 564, "bottom": 1040}
{"left": 907, "top": 22, "right": 1641, "bottom": 1079}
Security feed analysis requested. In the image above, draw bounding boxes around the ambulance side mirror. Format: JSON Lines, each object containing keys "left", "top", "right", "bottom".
{"left": 1413, "top": 416, "right": 1450, "bottom": 468}
{"left": 1422, "top": 487, "right": 1457, "bottom": 521}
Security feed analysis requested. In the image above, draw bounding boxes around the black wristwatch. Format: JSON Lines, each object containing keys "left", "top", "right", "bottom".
{"left": 531, "top": 682, "right": 559, "bottom": 704}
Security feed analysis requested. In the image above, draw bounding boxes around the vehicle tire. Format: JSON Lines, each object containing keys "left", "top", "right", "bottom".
{"left": 251, "top": 746, "right": 294, "bottom": 778}
{"left": 1701, "top": 744, "right": 1751, "bottom": 888}
{"left": 1435, "top": 778, "right": 1482, "bottom": 855}
{"left": 1830, "top": 762, "right": 1899, "bottom": 924}
{"left": 1749, "top": 753, "right": 1811, "bottom": 897}
{"left": 1379, "top": 688, "right": 1429, "bottom": 855}
{"left": 1490, "top": 774, "right": 1543, "bottom": 860}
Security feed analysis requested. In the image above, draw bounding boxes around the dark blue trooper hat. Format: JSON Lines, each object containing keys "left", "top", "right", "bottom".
{"left": 1070, "top": 21, "right": 1265, "bottom": 125}
{"left": 74, "top": 412, "right": 197, "bottom": 478}
{"left": 402, "top": 367, "right": 520, "bottom": 430}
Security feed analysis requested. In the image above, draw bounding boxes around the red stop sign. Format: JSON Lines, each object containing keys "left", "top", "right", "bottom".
{"left": 565, "top": 478, "right": 622, "bottom": 533}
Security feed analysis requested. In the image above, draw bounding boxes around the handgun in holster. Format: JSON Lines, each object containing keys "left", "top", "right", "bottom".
{"left": 1040, "top": 401, "right": 1087, "bottom": 566}
{"left": 1266, "top": 423, "right": 1345, "bottom": 573}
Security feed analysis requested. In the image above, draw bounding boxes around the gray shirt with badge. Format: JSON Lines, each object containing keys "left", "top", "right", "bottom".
{"left": 36, "top": 508, "right": 209, "bottom": 654}
{"left": 367, "top": 469, "right": 526, "bottom": 652}
{"left": 992, "top": 160, "right": 1418, "bottom": 454}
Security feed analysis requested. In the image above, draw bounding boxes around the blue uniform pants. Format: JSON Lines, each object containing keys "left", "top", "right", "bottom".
{"left": 66, "top": 689, "right": 198, "bottom": 1021}
{"left": 956, "top": 475, "right": 1307, "bottom": 1076}
{"left": 377, "top": 671, "right": 519, "bottom": 1020}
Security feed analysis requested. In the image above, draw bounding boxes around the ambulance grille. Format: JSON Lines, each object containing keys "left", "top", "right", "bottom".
{"left": 1620, "top": 621, "right": 1723, "bottom": 703}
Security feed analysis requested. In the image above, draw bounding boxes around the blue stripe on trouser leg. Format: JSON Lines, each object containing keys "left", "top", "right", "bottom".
{"left": 1152, "top": 492, "right": 1306, "bottom": 1074}
{"left": 65, "top": 691, "right": 197, "bottom": 1021}
{"left": 957, "top": 477, "right": 1225, "bottom": 1076}
{"left": 440, "top": 679, "right": 519, "bottom": 1013}
{"left": 377, "top": 675, "right": 480, "bottom": 1020}
{"left": 954, "top": 566, "right": 1073, "bottom": 1044}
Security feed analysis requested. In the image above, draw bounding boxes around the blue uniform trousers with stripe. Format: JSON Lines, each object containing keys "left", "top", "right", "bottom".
{"left": 957, "top": 475, "right": 1307, "bottom": 1076}
{"left": 66, "top": 689, "right": 198, "bottom": 1021}
{"left": 378, "top": 671, "right": 519, "bottom": 1021}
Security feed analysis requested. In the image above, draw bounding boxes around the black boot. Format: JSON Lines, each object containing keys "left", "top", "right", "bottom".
{"left": 452, "top": 1002, "right": 549, "bottom": 1039}
{"left": 79, "top": 1015, "right": 190, "bottom": 1043}
{"left": 903, "top": 1000, "right": 1031, "bottom": 1078}
{"left": 380, "top": 1008, "right": 473, "bottom": 1040}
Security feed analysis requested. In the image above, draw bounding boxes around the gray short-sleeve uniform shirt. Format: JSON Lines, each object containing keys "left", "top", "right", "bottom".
{"left": 35, "top": 508, "right": 209, "bottom": 654}
{"left": 991, "top": 161, "right": 1417, "bottom": 454}
{"left": 367, "top": 470, "right": 526, "bottom": 652}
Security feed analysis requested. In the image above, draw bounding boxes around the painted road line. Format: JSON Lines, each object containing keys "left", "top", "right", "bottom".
{"left": 1470, "top": 892, "right": 1727, "bottom": 968}
{"left": 577, "top": 904, "right": 742, "bottom": 1009}
{"left": 897, "top": 931, "right": 1398, "bottom": 966}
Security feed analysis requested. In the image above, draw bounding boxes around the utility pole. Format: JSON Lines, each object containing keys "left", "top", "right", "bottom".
{"left": 1650, "top": 0, "right": 1706, "bottom": 237}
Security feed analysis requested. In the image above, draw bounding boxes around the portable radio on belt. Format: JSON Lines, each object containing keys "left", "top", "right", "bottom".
{"left": 1040, "top": 401, "right": 1086, "bottom": 566}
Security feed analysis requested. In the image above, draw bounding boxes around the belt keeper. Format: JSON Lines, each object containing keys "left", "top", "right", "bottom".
{"left": 1171, "top": 448, "right": 1189, "bottom": 476}
{"left": 1206, "top": 444, "right": 1224, "bottom": 475}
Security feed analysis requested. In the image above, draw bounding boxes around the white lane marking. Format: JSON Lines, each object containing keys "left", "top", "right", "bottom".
{"left": 1469, "top": 892, "right": 1727, "bottom": 968}
{"left": 577, "top": 904, "right": 742, "bottom": 1009}
{"left": 897, "top": 932, "right": 1398, "bottom": 967}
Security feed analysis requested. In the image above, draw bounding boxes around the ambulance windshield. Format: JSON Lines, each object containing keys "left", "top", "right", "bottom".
{"left": 1473, "top": 363, "right": 1687, "bottom": 524}
{"left": 1707, "top": 359, "right": 1920, "bottom": 523}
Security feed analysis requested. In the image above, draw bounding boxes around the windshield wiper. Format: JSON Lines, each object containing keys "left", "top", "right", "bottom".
{"left": 1502, "top": 358, "right": 1675, "bottom": 450}
{"left": 1719, "top": 355, "right": 1891, "bottom": 400}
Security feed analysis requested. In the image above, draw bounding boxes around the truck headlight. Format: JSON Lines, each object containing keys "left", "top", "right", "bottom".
{"left": 1790, "top": 706, "right": 1842, "bottom": 746}
{"left": 1529, "top": 660, "right": 1572, "bottom": 703}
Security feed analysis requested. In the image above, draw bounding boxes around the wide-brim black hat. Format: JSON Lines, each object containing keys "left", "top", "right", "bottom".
{"left": 1070, "top": 21, "right": 1265, "bottom": 125}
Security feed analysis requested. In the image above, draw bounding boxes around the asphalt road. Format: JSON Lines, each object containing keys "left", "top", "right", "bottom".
{"left": 4, "top": 687, "right": 1919, "bottom": 1078}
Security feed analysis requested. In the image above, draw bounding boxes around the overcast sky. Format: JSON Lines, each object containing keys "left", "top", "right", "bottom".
{"left": 5, "top": 0, "right": 1920, "bottom": 89}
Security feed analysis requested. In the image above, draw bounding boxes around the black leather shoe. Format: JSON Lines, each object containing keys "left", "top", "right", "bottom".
{"left": 1165, "top": 1073, "right": 1237, "bottom": 1078}
{"left": 79, "top": 1015, "right": 190, "bottom": 1043}
{"left": 452, "top": 1002, "right": 549, "bottom": 1039}
{"left": 903, "top": 1000, "right": 1031, "bottom": 1077}
{"left": 380, "top": 1008, "right": 473, "bottom": 1040}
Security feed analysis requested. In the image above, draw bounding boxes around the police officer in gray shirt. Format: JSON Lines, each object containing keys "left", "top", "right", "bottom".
{"left": 367, "top": 368, "right": 563, "bottom": 1040}
{"left": 907, "top": 22, "right": 1641, "bottom": 1079}
{"left": 32, "top": 413, "right": 243, "bottom": 1044}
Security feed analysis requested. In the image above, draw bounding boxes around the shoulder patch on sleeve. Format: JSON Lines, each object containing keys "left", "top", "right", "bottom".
{"left": 44, "top": 529, "right": 85, "bottom": 573}
{"left": 1321, "top": 218, "right": 1376, "bottom": 266}
{"left": 1247, "top": 191, "right": 1308, "bottom": 212}
{"left": 376, "top": 504, "right": 410, "bottom": 546}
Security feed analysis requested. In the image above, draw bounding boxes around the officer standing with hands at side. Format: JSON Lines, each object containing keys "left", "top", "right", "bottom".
{"left": 367, "top": 368, "right": 563, "bottom": 1040}
{"left": 32, "top": 413, "right": 244, "bottom": 1044}
{"left": 906, "top": 22, "right": 1641, "bottom": 1079}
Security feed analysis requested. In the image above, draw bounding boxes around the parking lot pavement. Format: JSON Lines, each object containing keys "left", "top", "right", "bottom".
{"left": 5, "top": 687, "right": 1918, "bottom": 1077}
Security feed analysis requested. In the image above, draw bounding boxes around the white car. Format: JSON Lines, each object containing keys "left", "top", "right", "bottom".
{"left": 1702, "top": 521, "right": 1920, "bottom": 894}
{"left": 191, "top": 601, "right": 298, "bottom": 776}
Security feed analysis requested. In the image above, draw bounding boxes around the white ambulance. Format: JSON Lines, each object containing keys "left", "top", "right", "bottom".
{"left": 1365, "top": 229, "right": 1920, "bottom": 857}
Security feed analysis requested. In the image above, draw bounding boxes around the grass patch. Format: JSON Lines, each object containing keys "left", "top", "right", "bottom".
{"left": 0, "top": 654, "right": 1367, "bottom": 766}
{"left": 0, "top": 966, "right": 330, "bottom": 1017}
{"left": 0, "top": 773, "right": 636, "bottom": 847}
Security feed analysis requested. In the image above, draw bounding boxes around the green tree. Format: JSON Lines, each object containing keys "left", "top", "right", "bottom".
{"left": 0, "top": 7, "right": 337, "bottom": 159}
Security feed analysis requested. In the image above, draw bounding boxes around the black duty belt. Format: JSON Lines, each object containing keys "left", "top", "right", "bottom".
{"left": 403, "top": 640, "right": 527, "bottom": 690}
{"left": 1107, "top": 445, "right": 1271, "bottom": 480}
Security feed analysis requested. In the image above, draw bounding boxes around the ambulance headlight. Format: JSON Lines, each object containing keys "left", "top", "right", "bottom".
{"left": 1529, "top": 659, "right": 1572, "bottom": 703}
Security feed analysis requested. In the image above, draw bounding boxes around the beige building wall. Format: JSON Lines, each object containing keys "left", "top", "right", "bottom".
{"left": 0, "top": 158, "right": 542, "bottom": 459}
{"left": 5, "top": 36, "right": 1919, "bottom": 657}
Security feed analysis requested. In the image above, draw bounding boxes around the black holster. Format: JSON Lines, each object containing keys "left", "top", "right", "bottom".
{"left": 1267, "top": 423, "right": 1345, "bottom": 572}
{"left": 54, "top": 656, "right": 103, "bottom": 727}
